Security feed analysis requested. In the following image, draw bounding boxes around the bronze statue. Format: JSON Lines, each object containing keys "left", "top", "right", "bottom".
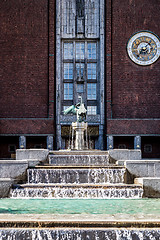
{"left": 63, "top": 96, "right": 87, "bottom": 122}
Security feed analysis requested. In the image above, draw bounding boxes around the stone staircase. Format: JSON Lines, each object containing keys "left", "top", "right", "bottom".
{"left": 10, "top": 151, "right": 143, "bottom": 199}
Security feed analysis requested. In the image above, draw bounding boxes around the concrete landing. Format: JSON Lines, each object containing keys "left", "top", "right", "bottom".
{"left": 34, "top": 165, "right": 124, "bottom": 169}
{"left": 50, "top": 150, "right": 109, "bottom": 155}
{"left": 0, "top": 214, "right": 160, "bottom": 228}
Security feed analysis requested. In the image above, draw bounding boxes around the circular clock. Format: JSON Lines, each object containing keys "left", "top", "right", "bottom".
{"left": 127, "top": 31, "right": 160, "bottom": 65}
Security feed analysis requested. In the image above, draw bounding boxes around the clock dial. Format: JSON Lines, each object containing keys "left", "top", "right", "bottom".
{"left": 127, "top": 31, "right": 160, "bottom": 65}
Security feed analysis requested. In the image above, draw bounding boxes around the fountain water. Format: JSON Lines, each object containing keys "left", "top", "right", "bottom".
{"left": 10, "top": 151, "right": 143, "bottom": 199}
{"left": 0, "top": 228, "right": 160, "bottom": 239}
{"left": 9, "top": 98, "right": 143, "bottom": 199}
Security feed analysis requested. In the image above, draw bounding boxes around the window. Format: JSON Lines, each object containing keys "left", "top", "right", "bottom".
{"left": 76, "top": 63, "right": 85, "bottom": 78}
{"left": 77, "top": 84, "right": 84, "bottom": 93}
{"left": 64, "top": 83, "right": 73, "bottom": 100}
{"left": 34, "top": 144, "right": 43, "bottom": 149}
{"left": 64, "top": 43, "right": 73, "bottom": 59}
{"left": 118, "top": 144, "right": 127, "bottom": 149}
{"left": 88, "top": 43, "right": 96, "bottom": 59}
{"left": 87, "top": 106, "right": 97, "bottom": 115}
{"left": 76, "top": 42, "right": 85, "bottom": 59}
{"left": 64, "top": 63, "right": 73, "bottom": 79}
{"left": 63, "top": 106, "right": 69, "bottom": 111}
{"left": 63, "top": 41, "right": 98, "bottom": 109}
{"left": 87, "top": 63, "right": 96, "bottom": 79}
{"left": 8, "top": 144, "right": 16, "bottom": 153}
{"left": 87, "top": 83, "right": 96, "bottom": 100}
{"left": 144, "top": 144, "right": 152, "bottom": 153}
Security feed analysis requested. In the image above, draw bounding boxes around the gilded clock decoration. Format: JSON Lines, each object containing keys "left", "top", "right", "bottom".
{"left": 127, "top": 31, "right": 160, "bottom": 65}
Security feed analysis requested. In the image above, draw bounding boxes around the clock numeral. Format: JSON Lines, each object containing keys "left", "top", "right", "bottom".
{"left": 140, "top": 36, "right": 146, "bottom": 42}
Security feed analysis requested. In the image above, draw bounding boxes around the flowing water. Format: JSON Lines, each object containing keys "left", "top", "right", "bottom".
{"left": 0, "top": 229, "right": 160, "bottom": 240}
{"left": 28, "top": 168, "right": 126, "bottom": 184}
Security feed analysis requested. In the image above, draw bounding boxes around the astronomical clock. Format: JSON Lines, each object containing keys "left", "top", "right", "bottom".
{"left": 127, "top": 31, "right": 160, "bottom": 65}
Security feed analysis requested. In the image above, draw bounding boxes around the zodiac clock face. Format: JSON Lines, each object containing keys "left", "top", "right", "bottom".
{"left": 127, "top": 31, "right": 160, "bottom": 65}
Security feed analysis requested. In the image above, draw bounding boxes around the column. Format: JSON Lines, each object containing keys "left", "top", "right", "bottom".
{"left": 19, "top": 136, "right": 26, "bottom": 149}
{"left": 107, "top": 136, "right": 113, "bottom": 150}
{"left": 98, "top": 125, "right": 104, "bottom": 150}
{"left": 134, "top": 136, "right": 141, "bottom": 149}
{"left": 47, "top": 136, "right": 53, "bottom": 151}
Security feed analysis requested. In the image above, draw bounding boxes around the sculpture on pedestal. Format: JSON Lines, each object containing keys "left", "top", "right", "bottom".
{"left": 63, "top": 96, "right": 88, "bottom": 150}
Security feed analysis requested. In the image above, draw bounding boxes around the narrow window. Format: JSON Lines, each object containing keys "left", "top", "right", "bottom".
{"left": 77, "top": 84, "right": 84, "bottom": 93}
{"left": 76, "top": 42, "right": 85, "bottom": 59}
{"left": 64, "top": 63, "right": 73, "bottom": 79}
{"left": 76, "top": 63, "right": 85, "bottom": 78}
{"left": 87, "top": 83, "right": 96, "bottom": 100}
{"left": 87, "top": 63, "right": 96, "bottom": 79}
{"left": 64, "top": 83, "right": 73, "bottom": 100}
{"left": 87, "top": 43, "right": 96, "bottom": 59}
{"left": 64, "top": 43, "right": 73, "bottom": 59}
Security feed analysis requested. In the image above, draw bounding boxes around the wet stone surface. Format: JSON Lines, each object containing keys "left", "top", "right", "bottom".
{"left": 0, "top": 229, "right": 160, "bottom": 240}
{"left": 28, "top": 168, "right": 126, "bottom": 184}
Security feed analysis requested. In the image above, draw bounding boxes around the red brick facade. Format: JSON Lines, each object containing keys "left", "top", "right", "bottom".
{"left": 0, "top": 0, "right": 160, "bottom": 158}
{"left": 1, "top": 0, "right": 50, "bottom": 118}
{"left": 105, "top": 0, "right": 160, "bottom": 157}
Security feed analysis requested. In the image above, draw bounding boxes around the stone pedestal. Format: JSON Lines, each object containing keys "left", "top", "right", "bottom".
{"left": 72, "top": 122, "right": 88, "bottom": 150}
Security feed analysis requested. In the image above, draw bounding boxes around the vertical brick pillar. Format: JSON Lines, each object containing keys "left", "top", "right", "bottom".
{"left": 48, "top": 0, "right": 55, "bottom": 118}
{"left": 107, "top": 136, "right": 114, "bottom": 150}
{"left": 47, "top": 136, "right": 53, "bottom": 150}
{"left": 19, "top": 136, "right": 26, "bottom": 149}
{"left": 106, "top": 0, "right": 112, "bottom": 119}
{"left": 134, "top": 136, "right": 141, "bottom": 149}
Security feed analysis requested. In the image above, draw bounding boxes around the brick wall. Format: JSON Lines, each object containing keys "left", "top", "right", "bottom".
{"left": 106, "top": 0, "right": 160, "bottom": 120}
{"left": 0, "top": 0, "right": 50, "bottom": 118}
{"left": 107, "top": 119, "right": 160, "bottom": 135}
{"left": 0, "top": 119, "right": 54, "bottom": 135}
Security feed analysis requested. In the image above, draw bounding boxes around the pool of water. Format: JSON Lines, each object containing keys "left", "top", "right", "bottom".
{"left": 0, "top": 198, "right": 160, "bottom": 215}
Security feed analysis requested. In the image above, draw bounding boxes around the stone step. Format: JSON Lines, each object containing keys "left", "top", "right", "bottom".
{"left": 34, "top": 165, "right": 124, "bottom": 169}
{"left": 10, "top": 183, "right": 143, "bottom": 199}
{"left": 135, "top": 177, "right": 160, "bottom": 198}
{"left": 49, "top": 154, "right": 109, "bottom": 166}
{"left": 49, "top": 150, "right": 109, "bottom": 155}
{"left": 27, "top": 168, "right": 126, "bottom": 184}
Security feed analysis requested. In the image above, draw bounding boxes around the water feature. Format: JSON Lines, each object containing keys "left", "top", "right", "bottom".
{"left": 49, "top": 153, "right": 110, "bottom": 165}
{"left": 1, "top": 198, "right": 160, "bottom": 215}
{"left": 10, "top": 156, "right": 143, "bottom": 199}
{"left": 27, "top": 168, "right": 126, "bottom": 184}
{"left": 0, "top": 229, "right": 160, "bottom": 240}
{"left": 2, "top": 147, "right": 159, "bottom": 239}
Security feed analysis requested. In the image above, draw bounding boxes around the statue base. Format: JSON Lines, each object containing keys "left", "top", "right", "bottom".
{"left": 72, "top": 122, "right": 88, "bottom": 150}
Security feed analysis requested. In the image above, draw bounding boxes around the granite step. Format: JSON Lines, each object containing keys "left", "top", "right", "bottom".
{"left": 49, "top": 153, "right": 110, "bottom": 166}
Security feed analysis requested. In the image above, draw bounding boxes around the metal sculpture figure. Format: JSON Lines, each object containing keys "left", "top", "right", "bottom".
{"left": 63, "top": 96, "right": 87, "bottom": 122}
